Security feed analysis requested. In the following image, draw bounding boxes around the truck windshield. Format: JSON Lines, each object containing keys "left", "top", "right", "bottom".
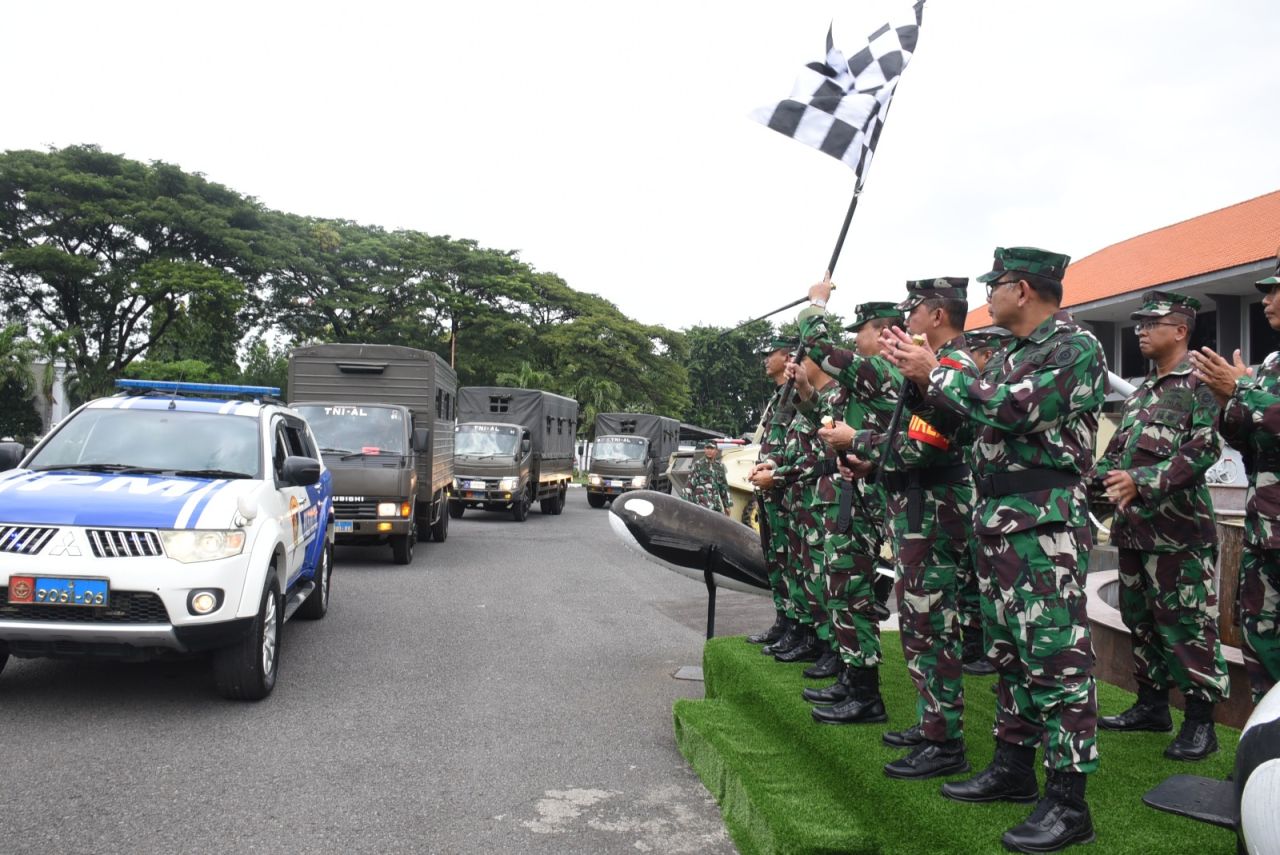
{"left": 455, "top": 424, "right": 519, "bottom": 456}
{"left": 27, "top": 408, "right": 261, "bottom": 477}
{"left": 293, "top": 404, "right": 407, "bottom": 455}
{"left": 593, "top": 436, "right": 648, "bottom": 462}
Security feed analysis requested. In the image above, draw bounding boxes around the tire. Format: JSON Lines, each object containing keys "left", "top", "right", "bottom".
{"left": 391, "top": 521, "right": 415, "bottom": 564}
{"left": 213, "top": 576, "right": 281, "bottom": 701}
{"left": 587, "top": 492, "right": 606, "bottom": 509}
{"left": 430, "top": 500, "right": 449, "bottom": 542}
{"left": 448, "top": 501, "right": 465, "bottom": 519}
{"left": 511, "top": 486, "right": 530, "bottom": 522}
{"left": 297, "top": 543, "right": 332, "bottom": 620}
{"left": 551, "top": 488, "right": 566, "bottom": 515}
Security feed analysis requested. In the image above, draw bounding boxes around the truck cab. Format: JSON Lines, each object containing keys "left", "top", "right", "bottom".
{"left": 585, "top": 413, "right": 679, "bottom": 508}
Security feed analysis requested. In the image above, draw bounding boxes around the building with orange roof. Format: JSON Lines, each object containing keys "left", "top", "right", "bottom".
{"left": 967, "top": 190, "right": 1280, "bottom": 379}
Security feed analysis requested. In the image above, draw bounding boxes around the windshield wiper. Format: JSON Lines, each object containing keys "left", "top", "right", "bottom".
{"left": 319, "top": 447, "right": 355, "bottom": 455}
{"left": 170, "top": 469, "right": 254, "bottom": 480}
{"left": 30, "top": 463, "right": 167, "bottom": 474}
{"left": 340, "top": 450, "right": 405, "bottom": 460}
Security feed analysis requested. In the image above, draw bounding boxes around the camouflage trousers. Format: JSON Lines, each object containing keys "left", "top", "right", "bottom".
{"left": 960, "top": 545, "right": 983, "bottom": 635}
{"left": 761, "top": 494, "right": 793, "bottom": 616}
{"left": 1118, "top": 546, "right": 1229, "bottom": 703}
{"left": 813, "top": 502, "right": 881, "bottom": 668}
{"left": 1241, "top": 540, "right": 1280, "bottom": 703}
{"left": 976, "top": 524, "right": 1099, "bottom": 774}
{"left": 893, "top": 533, "right": 967, "bottom": 742}
{"left": 785, "top": 500, "right": 825, "bottom": 628}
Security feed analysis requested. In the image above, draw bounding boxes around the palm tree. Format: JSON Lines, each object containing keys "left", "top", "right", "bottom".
{"left": 494, "top": 360, "right": 553, "bottom": 390}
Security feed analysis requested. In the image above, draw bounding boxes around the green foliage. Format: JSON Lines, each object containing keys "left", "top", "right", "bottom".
{"left": 683, "top": 320, "right": 775, "bottom": 437}
{"left": 123, "top": 359, "right": 233, "bottom": 384}
{"left": 0, "top": 322, "right": 41, "bottom": 439}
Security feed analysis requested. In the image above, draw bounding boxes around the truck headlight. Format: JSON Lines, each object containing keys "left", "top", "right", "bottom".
{"left": 587, "top": 474, "right": 602, "bottom": 486}
{"left": 631, "top": 476, "right": 648, "bottom": 488}
{"left": 377, "top": 502, "right": 398, "bottom": 517}
{"left": 161, "top": 530, "right": 247, "bottom": 564}
{"left": 498, "top": 477, "right": 519, "bottom": 491}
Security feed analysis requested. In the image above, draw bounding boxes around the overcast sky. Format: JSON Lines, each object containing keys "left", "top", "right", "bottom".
{"left": 5, "top": 1, "right": 1279, "bottom": 332}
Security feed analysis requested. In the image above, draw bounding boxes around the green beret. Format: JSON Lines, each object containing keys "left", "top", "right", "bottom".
{"left": 897, "top": 276, "right": 969, "bottom": 312}
{"left": 976, "top": 246, "right": 1071, "bottom": 284}
{"left": 844, "top": 302, "right": 902, "bottom": 332}
{"left": 759, "top": 337, "right": 799, "bottom": 354}
{"left": 1130, "top": 290, "right": 1200, "bottom": 321}
{"left": 1257, "top": 250, "right": 1279, "bottom": 291}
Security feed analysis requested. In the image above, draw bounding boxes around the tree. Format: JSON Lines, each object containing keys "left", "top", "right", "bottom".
{"left": 0, "top": 322, "right": 42, "bottom": 439}
{"left": 682, "top": 321, "right": 775, "bottom": 436}
{"left": 494, "top": 360, "right": 553, "bottom": 389}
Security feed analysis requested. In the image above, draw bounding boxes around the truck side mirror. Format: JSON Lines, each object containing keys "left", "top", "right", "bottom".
{"left": 412, "top": 427, "right": 431, "bottom": 452}
{"left": 521, "top": 437, "right": 531, "bottom": 453}
{"left": 281, "top": 455, "right": 322, "bottom": 487}
{"left": 0, "top": 442, "right": 25, "bottom": 472}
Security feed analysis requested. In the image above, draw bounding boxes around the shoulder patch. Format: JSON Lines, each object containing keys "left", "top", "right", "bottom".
{"left": 1196, "top": 386, "right": 1218, "bottom": 408}
{"left": 1052, "top": 343, "right": 1081, "bottom": 367}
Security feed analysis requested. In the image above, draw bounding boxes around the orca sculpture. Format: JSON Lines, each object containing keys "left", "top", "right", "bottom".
{"left": 607, "top": 490, "right": 771, "bottom": 596}
{"left": 1143, "top": 682, "right": 1280, "bottom": 854}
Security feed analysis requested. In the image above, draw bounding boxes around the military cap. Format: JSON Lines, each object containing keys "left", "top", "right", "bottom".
{"left": 975, "top": 246, "right": 1071, "bottom": 283}
{"left": 844, "top": 302, "right": 902, "bottom": 332}
{"left": 701, "top": 439, "right": 719, "bottom": 449}
{"left": 1130, "top": 290, "right": 1200, "bottom": 321}
{"left": 965, "top": 329, "right": 1008, "bottom": 351}
{"left": 759, "top": 336, "right": 799, "bottom": 354}
{"left": 1256, "top": 248, "right": 1280, "bottom": 291}
{"left": 897, "top": 276, "right": 969, "bottom": 312}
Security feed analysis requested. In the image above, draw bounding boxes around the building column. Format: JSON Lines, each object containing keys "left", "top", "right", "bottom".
{"left": 1210, "top": 293, "right": 1241, "bottom": 357}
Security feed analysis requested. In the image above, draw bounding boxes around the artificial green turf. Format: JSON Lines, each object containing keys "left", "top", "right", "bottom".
{"left": 674, "top": 633, "right": 1240, "bottom": 855}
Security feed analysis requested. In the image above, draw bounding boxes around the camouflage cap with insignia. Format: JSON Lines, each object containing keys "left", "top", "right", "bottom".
{"left": 758, "top": 336, "right": 799, "bottom": 354}
{"left": 1256, "top": 247, "right": 1280, "bottom": 292}
{"left": 896, "top": 276, "right": 969, "bottom": 312}
{"left": 1130, "top": 290, "right": 1200, "bottom": 321}
{"left": 975, "top": 246, "right": 1071, "bottom": 283}
{"left": 965, "top": 329, "right": 1009, "bottom": 350}
{"left": 844, "top": 302, "right": 902, "bottom": 332}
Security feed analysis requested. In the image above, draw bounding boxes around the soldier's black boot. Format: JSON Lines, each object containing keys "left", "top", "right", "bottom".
{"left": 884, "top": 738, "right": 970, "bottom": 780}
{"left": 882, "top": 723, "right": 925, "bottom": 748}
{"left": 1098, "top": 686, "right": 1172, "bottom": 732}
{"left": 1001, "top": 770, "right": 1094, "bottom": 853}
{"left": 802, "top": 663, "right": 853, "bottom": 704}
{"left": 962, "top": 627, "right": 996, "bottom": 676}
{"left": 1164, "top": 697, "right": 1218, "bottom": 761}
{"left": 775, "top": 626, "right": 820, "bottom": 663}
{"left": 811, "top": 666, "right": 887, "bottom": 724}
{"left": 941, "top": 740, "right": 1039, "bottom": 803}
{"left": 803, "top": 640, "right": 842, "bottom": 678}
{"left": 747, "top": 611, "right": 789, "bottom": 645}
{"left": 761, "top": 621, "right": 801, "bottom": 656}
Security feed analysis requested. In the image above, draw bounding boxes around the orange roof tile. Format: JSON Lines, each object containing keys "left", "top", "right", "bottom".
{"left": 966, "top": 189, "right": 1280, "bottom": 330}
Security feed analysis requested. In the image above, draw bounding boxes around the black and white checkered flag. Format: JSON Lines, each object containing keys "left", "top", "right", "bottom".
{"left": 753, "top": 2, "right": 924, "bottom": 187}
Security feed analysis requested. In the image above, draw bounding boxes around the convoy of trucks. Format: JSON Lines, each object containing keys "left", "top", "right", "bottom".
{"left": 585, "top": 412, "right": 680, "bottom": 508}
{"left": 450, "top": 387, "right": 577, "bottom": 521}
{"left": 287, "top": 343, "right": 457, "bottom": 565}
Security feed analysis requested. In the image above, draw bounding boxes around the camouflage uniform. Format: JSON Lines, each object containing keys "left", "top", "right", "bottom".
{"left": 797, "top": 304, "right": 902, "bottom": 669}
{"left": 769, "top": 406, "right": 822, "bottom": 627}
{"left": 848, "top": 279, "right": 977, "bottom": 745}
{"left": 1220, "top": 263, "right": 1280, "bottom": 702}
{"left": 686, "top": 451, "right": 731, "bottom": 514}
{"left": 1094, "top": 292, "right": 1229, "bottom": 706}
{"left": 758, "top": 380, "right": 797, "bottom": 619}
{"left": 925, "top": 250, "right": 1106, "bottom": 776}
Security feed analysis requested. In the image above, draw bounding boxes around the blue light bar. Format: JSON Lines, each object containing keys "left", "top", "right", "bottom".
{"left": 114, "top": 379, "right": 282, "bottom": 397}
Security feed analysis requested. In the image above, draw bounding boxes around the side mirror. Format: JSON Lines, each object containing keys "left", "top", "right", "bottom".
{"left": 0, "top": 442, "right": 25, "bottom": 472}
{"left": 521, "top": 438, "right": 531, "bottom": 454}
{"left": 412, "top": 427, "right": 431, "bottom": 452}
{"left": 281, "top": 455, "right": 321, "bottom": 487}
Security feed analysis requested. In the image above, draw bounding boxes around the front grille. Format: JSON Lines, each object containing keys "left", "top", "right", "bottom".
{"left": 86, "top": 529, "right": 163, "bottom": 558}
{"left": 0, "top": 587, "right": 171, "bottom": 624}
{"left": 0, "top": 526, "right": 58, "bottom": 556}
{"left": 333, "top": 500, "right": 377, "bottom": 519}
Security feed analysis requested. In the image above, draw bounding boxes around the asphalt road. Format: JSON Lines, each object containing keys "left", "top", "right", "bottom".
{"left": 0, "top": 488, "right": 774, "bottom": 854}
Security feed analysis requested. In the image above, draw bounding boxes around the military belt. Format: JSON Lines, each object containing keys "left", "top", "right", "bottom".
{"left": 881, "top": 464, "right": 971, "bottom": 534}
{"left": 975, "top": 468, "right": 1080, "bottom": 499}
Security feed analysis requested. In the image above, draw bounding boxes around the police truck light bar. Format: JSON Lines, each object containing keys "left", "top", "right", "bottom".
{"left": 114, "top": 379, "right": 282, "bottom": 397}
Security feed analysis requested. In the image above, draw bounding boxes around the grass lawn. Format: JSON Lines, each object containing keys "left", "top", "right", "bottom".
{"left": 674, "top": 634, "right": 1239, "bottom": 855}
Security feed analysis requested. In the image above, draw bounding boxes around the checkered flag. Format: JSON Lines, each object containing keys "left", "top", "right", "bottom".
{"left": 753, "top": 2, "right": 924, "bottom": 187}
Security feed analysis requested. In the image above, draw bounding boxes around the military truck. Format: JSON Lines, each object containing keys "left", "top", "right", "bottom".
{"left": 586, "top": 412, "right": 679, "bottom": 508}
{"left": 450, "top": 387, "right": 577, "bottom": 522}
{"left": 288, "top": 344, "right": 456, "bottom": 565}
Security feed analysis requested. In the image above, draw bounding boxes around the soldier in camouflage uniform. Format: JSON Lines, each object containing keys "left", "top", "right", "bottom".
{"left": 886, "top": 247, "right": 1104, "bottom": 854}
{"left": 1093, "top": 292, "right": 1229, "bottom": 761}
{"left": 746, "top": 338, "right": 802, "bottom": 646}
{"left": 836, "top": 278, "right": 978, "bottom": 778}
{"left": 1191, "top": 255, "right": 1280, "bottom": 703}
{"left": 685, "top": 441, "right": 731, "bottom": 514}
{"left": 789, "top": 293, "right": 903, "bottom": 724}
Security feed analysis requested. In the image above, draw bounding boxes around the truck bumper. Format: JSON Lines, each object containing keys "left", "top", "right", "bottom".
{"left": 334, "top": 518, "right": 413, "bottom": 541}
{"left": 453, "top": 489, "right": 517, "bottom": 505}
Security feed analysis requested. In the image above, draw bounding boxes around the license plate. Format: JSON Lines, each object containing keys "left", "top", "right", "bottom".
{"left": 467, "top": 480, "right": 487, "bottom": 490}
{"left": 607, "top": 480, "right": 623, "bottom": 487}
{"left": 8, "top": 576, "right": 109, "bottom": 607}
{"left": 335, "top": 520, "right": 354, "bottom": 533}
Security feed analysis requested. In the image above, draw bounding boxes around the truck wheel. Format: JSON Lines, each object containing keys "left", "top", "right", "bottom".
{"left": 212, "top": 576, "right": 280, "bottom": 701}
{"left": 511, "top": 486, "right": 530, "bottom": 522}
{"left": 430, "top": 502, "right": 449, "bottom": 542}
{"left": 297, "top": 543, "right": 332, "bottom": 620}
{"left": 391, "top": 524, "right": 415, "bottom": 564}
{"left": 551, "top": 488, "right": 566, "bottom": 515}
{"left": 587, "top": 492, "right": 606, "bottom": 509}
{"left": 448, "top": 501, "right": 465, "bottom": 519}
